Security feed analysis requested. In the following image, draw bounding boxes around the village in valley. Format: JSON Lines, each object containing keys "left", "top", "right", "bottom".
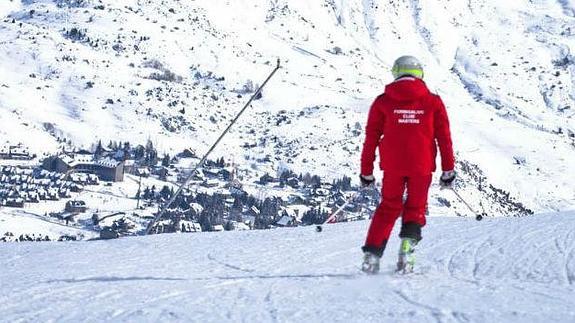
{"left": 0, "top": 140, "right": 379, "bottom": 242}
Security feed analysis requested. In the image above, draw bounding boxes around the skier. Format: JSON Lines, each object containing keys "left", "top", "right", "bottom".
{"left": 359, "top": 56, "right": 455, "bottom": 274}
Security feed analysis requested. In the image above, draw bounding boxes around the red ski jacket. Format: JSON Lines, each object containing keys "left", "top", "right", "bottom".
{"left": 361, "top": 77, "right": 455, "bottom": 176}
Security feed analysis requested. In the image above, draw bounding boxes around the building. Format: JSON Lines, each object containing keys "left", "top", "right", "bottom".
{"left": 0, "top": 144, "right": 33, "bottom": 160}
{"left": 65, "top": 200, "right": 87, "bottom": 213}
{"left": 276, "top": 215, "right": 297, "bottom": 227}
{"left": 276, "top": 209, "right": 299, "bottom": 227}
{"left": 5, "top": 197, "right": 24, "bottom": 208}
{"left": 124, "top": 159, "right": 136, "bottom": 174}
{"left": 179, "top": 220, "right": 202, "bottom": 233}
{"left": 0, "top": 146, "right": 9, "bottom": 159}
{"left": 42, "top": 153, "right": 124, "bottom": 182}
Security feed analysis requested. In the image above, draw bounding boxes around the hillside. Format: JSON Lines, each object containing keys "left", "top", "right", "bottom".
{"left": 1, "top": 212, "right": 574, "bottom": 321}
{"left": 0, "top": 0, "right": 573, "bottom": 218}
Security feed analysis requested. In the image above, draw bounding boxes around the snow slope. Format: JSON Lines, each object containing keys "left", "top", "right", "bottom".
{"left": 1, "top": 212, "right": 574, "bottom": 322}
{"left": 0, "top": 0, "right": 574, "bottom": 216}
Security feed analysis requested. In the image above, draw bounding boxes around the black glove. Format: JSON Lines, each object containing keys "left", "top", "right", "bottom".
{"left": 440, "top": 171, "right": 456, "bottom": 188}
{"left": 360, "top": 175, "right": 375, "bottom": 187}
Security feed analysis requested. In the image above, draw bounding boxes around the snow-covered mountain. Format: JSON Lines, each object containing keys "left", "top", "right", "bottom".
{"left": 1, "top": 212, "right": 574, "bottom": 321}
{"left": 0, "top": 0, "right": 574, "bottom": 216}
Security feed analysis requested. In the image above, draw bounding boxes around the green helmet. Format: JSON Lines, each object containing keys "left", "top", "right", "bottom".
{"left": 392, "top": 56, "right": 424, "bottom": 79}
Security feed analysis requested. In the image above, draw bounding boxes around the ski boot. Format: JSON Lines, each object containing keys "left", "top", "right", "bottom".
{"left": 361, "top": 251, "right": 381, "bottom": 274}
{"left": 396, "top": 238, "right": 417, "bottom": 274}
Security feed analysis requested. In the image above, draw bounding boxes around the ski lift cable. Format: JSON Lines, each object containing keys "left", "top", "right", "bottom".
{"left": 145, "top": 59, "right": 282, "bottom": 235}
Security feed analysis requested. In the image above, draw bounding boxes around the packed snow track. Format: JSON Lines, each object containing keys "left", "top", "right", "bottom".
{"left": 1, "top": 212, "right": 575, "bottom": 322}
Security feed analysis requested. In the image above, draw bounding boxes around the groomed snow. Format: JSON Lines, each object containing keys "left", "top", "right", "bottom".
{"left": 1, "top": 212, "right": 574, "bottom": 322}
{"left": 0, "top": 0, "right": 574, "bottom": 215}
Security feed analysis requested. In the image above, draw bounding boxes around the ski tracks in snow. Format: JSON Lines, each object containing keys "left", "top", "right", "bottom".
{"left": 1, "top": 214, "right": 575, "bottom": 321}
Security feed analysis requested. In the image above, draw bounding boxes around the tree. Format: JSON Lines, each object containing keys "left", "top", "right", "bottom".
{"left": 230, "top": 198, "right": 243, "bottom": 222}
{"left": 311, "top": 175, "right": 322, "bottom": 188}
{"left": 143, "top": 186, "right": 151, "bottom": 200}
{"left": 94, "top": 140, "right": 104, "bottom": 157}
{"left": 162, "top": 154, "right": 171, "bottom": 167}
{"left": 160, "top": 185, "right": 172, "bottom": 200}
{"left": 144, "top": 140, "right": 158, "bottom": 166}
{"left": 123, "top": 142, "right": 132, "bottom": 159}
{"left": 134, "top": 145, "right": 145, "bottom": 160}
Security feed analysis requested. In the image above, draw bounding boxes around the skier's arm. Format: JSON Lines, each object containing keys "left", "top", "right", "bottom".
{"left": 433, "top": 96, "right": 455, "bottom": 171}
{"left": 361, "top": 97, "right": 385, "bottom": 176}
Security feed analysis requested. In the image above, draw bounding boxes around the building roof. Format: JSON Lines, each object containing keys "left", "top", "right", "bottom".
{"left": 283, "top": 209, "right": 298, "bottom": 217}
{"left": 66, "top": 200, "right": 86, "bottom": 207}
{"left": 190, "top": 203, "right": 204, "bottom": 214}
{"left": 95, "top": 157, "right": 121, "bottom": 169}
{"left": 58, "top": 154, "right": 121, "bottom": 169}
{"left": 277, "top": 215, "right": 293, "bottom": 226}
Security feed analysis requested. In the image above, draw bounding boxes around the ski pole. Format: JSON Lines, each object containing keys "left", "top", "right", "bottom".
{"left": 449, "top": 187, "right": 485, "bottom": 221}
{"left": 145, "top": 59, "right": 282, "bottom": 235}
{"left": 316, "top": 185, "right": 373, "bottom": 232}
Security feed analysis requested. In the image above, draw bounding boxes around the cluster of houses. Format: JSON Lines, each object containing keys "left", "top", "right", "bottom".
{"left": 0, "top": 232, "right": 77, "bottom": 242}
{"left": 0, "top": 141, "right": 378, "bottom": 241}
{"left": 0, "top": 166, "right": 96, "bottom": 208}
{"left": 0, "top": 144, "right": 34, "bottom": 160}
{"left": 141, "top": 166, "right": 375, "bottom": 236}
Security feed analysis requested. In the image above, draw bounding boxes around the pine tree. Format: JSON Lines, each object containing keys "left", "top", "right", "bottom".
{"left": 94, "top": 140, "right": 103, "bottom": 157}
{"left": 162, "top": 154, "right": 171, "bottom": 167}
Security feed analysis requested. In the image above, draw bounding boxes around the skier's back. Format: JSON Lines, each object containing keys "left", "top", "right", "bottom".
{"left": 359, "top": 56, "right": 455, "bottom": 274}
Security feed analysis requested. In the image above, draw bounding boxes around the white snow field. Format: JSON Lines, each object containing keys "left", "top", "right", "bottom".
{"left": 1, "top": 212, "right": 574, "bottom": 322}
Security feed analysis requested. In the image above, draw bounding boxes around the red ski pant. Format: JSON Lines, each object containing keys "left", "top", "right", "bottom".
{"left": 364, "top": 173, "right": 432, "bottom": 248}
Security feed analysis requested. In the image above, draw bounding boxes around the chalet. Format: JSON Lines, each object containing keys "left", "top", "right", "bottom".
{"left": 189, "top": 203, "right": 204, "bottom": 217}
{"left": 230, "top": 186, "right": 247, "bottom": 198}
{"left": 212, "top": 224, "right": 225, "bottom": 232}
{"left": 69, "top": 173, "right": 88, "bottom": 185}
{"left": 69, "top": 183, "right": 84, "bottom": 193}
{"left": 313, "top": 188, "right": 330, "bottom": 197}
{"left": 201, "top": 179, "right": 219, "bottom": 188}
{"left": 180, "top": 220, "right": 202, "bottom": 233}
{"left": 286, "top": 177, "right": 300, "bottom": 188}
{"left": 5, "top": 198, "right": 24, "bottom": 208}
{"left": 65, "top": 200, "right": 87, "bottom": 213}
{"left": 58, "top": 188, "right": 71, "bottom": 198}
{"left": 227, "top": 221, "right": 250, "bottom": 231}
{"left": 37, "top": 188, "right": 47, "bottom": 200}
{"left": 276, "top": 215, "right": 297, "bottom": 227}
{"left": 87, "top": 174, "right": 99, "bottom": 185}
{"left": 153, "top": 166, "right": 169, "bottom": 180}
{"left": 0, "top": 146, "right": 8, "bottom": 159}
{"left": 259, "top": 173, "right": 276, "bottom": 185}
{"left": 135, "top": 167, "right": 150, "bottom": 178}
{"left": 288, "top": 194, "right": 306, "bottom": 205}
{"left": 47, "top": 188, "right": 60, "bottom": 201}
{"left": 203, "top": 168, "right": 220, "bottom": 178}
{"left": 26, "top": 192, "right": 39, "bottom": 203}
{"left": 226, "top": 179, "right": 243, "bottom": 190}
{"left": 124, "top": 159, "right": 136, "bottom": 174}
